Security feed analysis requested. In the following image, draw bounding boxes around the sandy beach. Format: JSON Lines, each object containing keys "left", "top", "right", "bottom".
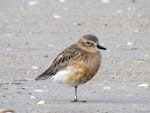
{"left": 0, "top": 0, "right": 150, "bottom": 113}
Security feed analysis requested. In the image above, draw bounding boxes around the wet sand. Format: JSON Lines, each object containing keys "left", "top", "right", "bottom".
{"left": 0, "top": 0, "right": 150, "bottom": 113}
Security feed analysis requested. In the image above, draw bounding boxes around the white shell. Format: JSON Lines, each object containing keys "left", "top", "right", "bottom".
{"left": 138, "top": 83, "right": 149, "bottom": 88}
{"left": 37, "top": 100, "right": 47, "bottom": 104}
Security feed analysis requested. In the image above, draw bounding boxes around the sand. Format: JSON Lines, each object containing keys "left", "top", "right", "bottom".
{"left": 0, "top": 0, "right": 150, "bottom": 113}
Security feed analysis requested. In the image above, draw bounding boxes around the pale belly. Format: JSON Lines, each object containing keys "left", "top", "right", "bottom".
{"left": 52, "top": 61, "right": 100, "bottom": 87}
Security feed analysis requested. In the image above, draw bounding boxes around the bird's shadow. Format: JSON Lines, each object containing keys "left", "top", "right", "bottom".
{"left": 58, "top": 98, "right": 148, "bottom": 104}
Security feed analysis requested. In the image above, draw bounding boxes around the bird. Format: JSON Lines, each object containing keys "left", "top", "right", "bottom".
{"left": 35, "top": 34, "right": 107, "bottom": 102}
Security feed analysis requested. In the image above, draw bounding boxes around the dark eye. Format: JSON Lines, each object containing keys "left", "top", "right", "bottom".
{"left": 85, "top": 42, "right": 92, "bottom": 46}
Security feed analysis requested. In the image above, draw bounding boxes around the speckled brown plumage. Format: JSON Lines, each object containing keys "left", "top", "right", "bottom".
{"left": 35, "top": 44, "right": 89, "bottom": 80}
{"left": 35, "top": 34, "right": 107, "bottom": 102}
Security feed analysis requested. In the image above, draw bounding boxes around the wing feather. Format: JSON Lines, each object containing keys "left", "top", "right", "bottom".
{"left": 35, "top": 44, "right": 86, "bottom": 80}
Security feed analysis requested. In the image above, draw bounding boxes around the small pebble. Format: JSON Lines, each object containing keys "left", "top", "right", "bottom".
{"left": 44, "top": 55, "right": 48, "bottom": 57}
{"left": 99, "top": 84, "right": 103, "bottom": 86}
{"left": 7, "top": 33, "right": 16, "bottom": 37}
{"left": 22, "top": 86, "right": 33, "bottom": 89}
{"left": 53, "top": 15, "right": 62, "bottom": 19}
{"left": 59, "top": 0, "right": 66, "bottom": 3}
{"left": 100, "top": 0, "right": 110, "bottom": 3}
{"left": 134, "top": 29, "right": 140, "bottom": 33}
{"left": 111, "top": 76, "right": 115, "bottom": 79}
{"left": 103, "top": 86, "right": 111, "bottom": 90}
{"left": 30, "top": 96, "right": 36, "bottom": 99}
{"left": 73, "top": 22, "right": 81, "bottom": 26}
{"left": 27, "top": 70, "right": 30, "bottom": 75}
{"left": 37, "top": 100, "right": 47, "bottom": 104}
{"left": 24, "top": 78, "right": 34, "bottom": 81}
{"left": 34, "top": 89, "right": 49, "bottom": 92}
{"left": 43, "top": 86, "right": 48, "bottom": 88}
{"left": 145, "top": 54, "right": 149, "bottom": 57}
{"left": 104, "top": 23, "right": 108, "bottom": 27}
{"left": 127, "top": 42, "right": 133, "bottom": 46}
{"left": 117, "top": 10, "right": 123, "bottom": 14}
{"left": 31, "top": 66, "right": 39, "bottom": 70}
{"left": 27, "top": 1, "right": 39, "bottom": 6}
{"left": 137, "top": 14, "right": 143, "bottom": 18}
{"left": 5, "top": 48, "right": 12, "bottom": 51}
{"left": 127, "top": 7, "right": 131, "bottom": 11}
{"left": 137, "top": 59, "right": 144, "bottom": 65}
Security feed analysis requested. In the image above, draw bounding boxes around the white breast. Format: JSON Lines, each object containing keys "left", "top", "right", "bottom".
{"left": 51, "top": 67, "right": 84, "bottom": 87}
{"left": 51, "top": 70, "right": 70, "bottom": 83}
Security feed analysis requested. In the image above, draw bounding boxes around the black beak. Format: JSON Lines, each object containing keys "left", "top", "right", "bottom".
{"left": 97, "top": 44, "right": 107, "bottom": 50}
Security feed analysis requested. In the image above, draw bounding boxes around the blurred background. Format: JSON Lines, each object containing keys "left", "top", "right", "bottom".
{"left": 0, "top": 0, "right": 150, "bottom": 113}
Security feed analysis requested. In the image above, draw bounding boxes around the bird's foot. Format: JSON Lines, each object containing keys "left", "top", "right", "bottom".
{"left": 71, "top": 99, "right": 86, "bottom": 102}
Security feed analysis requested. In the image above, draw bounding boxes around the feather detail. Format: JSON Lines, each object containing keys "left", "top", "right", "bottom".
{"left": 35, "top": 44, "right": 89, "bottom": 80}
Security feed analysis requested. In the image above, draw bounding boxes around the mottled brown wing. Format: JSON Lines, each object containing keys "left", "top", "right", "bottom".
{"left": 35, "top": 44, "right": 84, "bottom": 80}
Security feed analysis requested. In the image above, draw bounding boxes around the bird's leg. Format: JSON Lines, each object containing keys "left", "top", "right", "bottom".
{"left": 71, "top": 86, "right": 78, "bottom": 102}
{"left": 71, "top": 86, "right": 86, "bottom": 102}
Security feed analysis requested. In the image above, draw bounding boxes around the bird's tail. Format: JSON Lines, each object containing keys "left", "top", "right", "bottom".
{"left": 35, "top": 73, "right": 50, "bottom": 80}
{"left": 35, "top": 66, "right": 55, "bottom": 80}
